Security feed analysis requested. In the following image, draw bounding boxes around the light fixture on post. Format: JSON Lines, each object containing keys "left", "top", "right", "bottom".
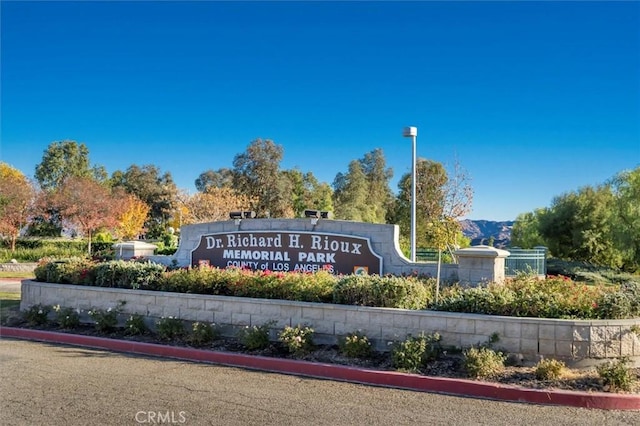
{"left": 229, "top": 211, "right": 243, "bottom": 226}
{"left": 304, "top": 209, "right": 320, "bottom": 225}
{"left": 229, "top": 211, "right": 255, "bottom": 226}
{"left": 403, "top": 126, "right": 418, "bottom": 262}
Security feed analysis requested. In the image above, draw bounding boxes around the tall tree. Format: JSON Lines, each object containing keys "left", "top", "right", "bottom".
{"left": 332, "top": 160, "right": 369, "bottom": 221}
{"left": 182, "top": 187, "right": 255, "bottom": 224}
{"left": 393, "top": 158, "right": 472, "bottom": 253}
{"left": 49, "top": 176, "right": 118, "bottom": 254}
{"left": 283, "top": 169, "right": 333, "bottom": 217}
{"left": 538, "top": 185, "right": 619, "bottom": 267}
{"left": 34, "top": 140, "right": 106, "bottom": 191}
{"left": 232, "top": 139, "right": 291, "bottom": 218}
{"left": 110, "top": 165, "right": 178, "bottom": 238}
{"left": 394, "top": 159, "right": 448, "bottom": 248}
{"left": 0, "top": 163, "right": 35, "bottom": 250}
{"left": 610, "top": 167, "right": 640, "bottom": 271}
{"left": 195, "top": 168, "right": 234, "bottom": 192}
{"left": 360, "top": 149, "right": 394, "bottom": 223}
{"left": 332, "top": 149, "right": 393, "bottom": 223}
{"left": 511, "top": 210, "right": 547, "bottom": 249}
{"left": 112, "top": 191, "right": 150, "bottom": 241}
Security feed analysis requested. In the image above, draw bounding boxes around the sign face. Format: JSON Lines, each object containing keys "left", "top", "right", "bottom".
{"left": 191, "top": 231, "right": 382, "bottom": 275}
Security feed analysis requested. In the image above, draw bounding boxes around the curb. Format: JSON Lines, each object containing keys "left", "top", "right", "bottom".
{"left": 1, "top": 326, "right": 639, "bottom": 411}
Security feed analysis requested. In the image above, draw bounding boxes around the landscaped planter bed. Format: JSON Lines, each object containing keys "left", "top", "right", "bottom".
{"left": 20, "top": 280, "right": 640, "bottom": 366}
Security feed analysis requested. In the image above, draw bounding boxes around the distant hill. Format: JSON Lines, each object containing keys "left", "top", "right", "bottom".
{"left": 459, "top": 219, "right": 514, "bottom": 248}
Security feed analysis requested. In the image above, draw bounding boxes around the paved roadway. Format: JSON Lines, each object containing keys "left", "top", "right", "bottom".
{"left": 1, "top": 339, "right": 639, "bottom": 426}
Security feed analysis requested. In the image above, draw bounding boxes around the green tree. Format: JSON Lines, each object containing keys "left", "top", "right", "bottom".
{"left": 283, "top": 169, "right": 333, "bottom": 217}
{"left": 232, "top": 139, "right": 292, "bottom": 218}
{"left": 195, "top": 168, "right": 234, "bottom": 192}
{"left": 538, "top": 184, "right": 620, "bottom": 268}
{"left": 394, "top": 159, "right": 448, "bottom": 248}
{"left": 333, "top": 149, "right": 393, "bottom": 223}
{"left": 610, "top": 167, "right": 640, "bottom": 271}
{"left": 360, "top": 149, "right": 394, "bottom": 223}
{"left": 333, "top": 160, "right": 369, "bottom": 221}
{"left": 110, "top": 165, "right": 178, "bottom": 238}
{"left": 34, "top": 140, "right": 107, "bottom": 191}
{"left": 511, "top": 210, "right": 547, "bottom": 249}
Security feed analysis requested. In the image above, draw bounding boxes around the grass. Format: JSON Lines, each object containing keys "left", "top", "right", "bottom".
{"left": 0, "top": 292, "right": 21, "bottom": 324}
{"left": 0, "top": 271, "right": 35, "bottom": 279}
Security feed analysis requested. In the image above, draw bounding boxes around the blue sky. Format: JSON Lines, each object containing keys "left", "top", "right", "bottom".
{"left": 1, "top": 1, "right": 639, "bottom": 221}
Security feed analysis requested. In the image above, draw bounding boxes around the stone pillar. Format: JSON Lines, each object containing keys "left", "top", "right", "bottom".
{"left": 454, "top": 245, "right": 511, "bottom": 286}
{"left": 113, "top": 241, "right": 158, "bottom": 260}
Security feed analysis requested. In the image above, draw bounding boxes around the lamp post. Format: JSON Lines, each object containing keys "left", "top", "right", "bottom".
{"left": 402, "top": 126, "right": 418, "bottom": 262}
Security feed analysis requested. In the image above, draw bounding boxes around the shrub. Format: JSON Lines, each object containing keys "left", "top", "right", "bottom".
{"left": 534, "top": 358, "right": 566, "bottom": 380}
{"left": 93, "top": 260, "right": 166, "bottom": 289}
{"left": 87, "top": 301, "right": 125, "bottom": 332}
{"left": 159, "top": 265, "right": 230, "bottom": 295}
{"left": 339, "top": 331, "right": 373, "bottom": 359}
{"left": 34, "top": 257, "right": 94, "bottom": 284}
{"left": 463, "top": 346, "right": 506, "bottom": 379}
{"left": 125, "top": 314, "right": 149, "bottom": 336}
{"left": 596, "top": 357, "right": 637, "bottom": 392}
{"left": 278, "top": 324, "right": 314, "bottom": 355}
{"left": 53, "top": 304, "right": 80, "bottom": 329}
{"left": 24, "top": 304, "right": 51, "bottom": 326}
{"left": 391, "top": 332, "right": 441, "bottom": 373}
{"left": 189, "top": 322, "right": 219, "bottom": 347}
{"left": 237, "top": 321, "right": 275, "bottom": 351}
{"left": 333, "top": 275, "right": 431, "bottom": 309}
{"left": 156, "top": 316, "right": 185, "bottom": 341}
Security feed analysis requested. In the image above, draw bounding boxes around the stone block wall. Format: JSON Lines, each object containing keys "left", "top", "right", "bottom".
{"left": 21, "top": 281, "right": 640, "bottom": 366}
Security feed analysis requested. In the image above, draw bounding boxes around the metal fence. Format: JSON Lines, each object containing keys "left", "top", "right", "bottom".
{"left": 505, "top": 247, "right": 547, "bottom": 277}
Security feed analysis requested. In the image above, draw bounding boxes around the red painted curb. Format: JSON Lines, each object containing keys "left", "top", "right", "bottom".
{"left": 1, "top": 326, "right": 639, "bottom": 410}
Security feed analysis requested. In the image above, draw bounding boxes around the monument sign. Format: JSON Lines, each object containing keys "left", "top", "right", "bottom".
{"left": 191, "top": 231, "right": 383, "bottom": 275}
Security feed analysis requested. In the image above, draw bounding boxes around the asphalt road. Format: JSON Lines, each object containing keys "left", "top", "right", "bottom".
{"left": 1, "top": 339, "right": 639, "bottom": 426}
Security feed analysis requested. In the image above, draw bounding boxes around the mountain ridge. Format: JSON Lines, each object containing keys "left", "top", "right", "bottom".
{"left": 459, "top": 219, "right": 514, "bottom": 248}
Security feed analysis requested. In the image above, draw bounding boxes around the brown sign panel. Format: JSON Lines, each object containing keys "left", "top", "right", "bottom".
{"left": 191, "top": 231, "right": 382, "bottom": 275}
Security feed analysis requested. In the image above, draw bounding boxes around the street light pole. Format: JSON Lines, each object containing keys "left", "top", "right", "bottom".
{"left": 403, "top": 126, "right": 418, "bottom": 262}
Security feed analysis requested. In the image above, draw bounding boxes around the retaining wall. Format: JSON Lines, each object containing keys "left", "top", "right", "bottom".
{"left": 20, "top": 280, "right": 640, "bottom": 366}
{"left": 0, "top": 262, "right": 37, "bottom": 273}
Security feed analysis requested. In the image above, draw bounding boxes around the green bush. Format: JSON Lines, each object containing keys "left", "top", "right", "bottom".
{"left": 189, "top": 322, "right": 218, "bottom": 347}
{"left": 87, "top": 301, "right": 125, "bottom": 332}
{"left": 333, "top": 275, "right": 431, "bottom": 309}
{"left": 534, "top": 358, "right": 566, "bottom": 380}
{"left": 24, "top": 304, "right": 51, "bottom": 326}
{"left": 125, "top": 314, "right": 149, "bottom": 336}
{"left": 93, "top": 260, "right": 166, "bottom": 289}
{"left": 237, "top": 321, "right": 275, "bottom": 351}
{"left": 391, "top": 332, "right": 442, "bottom": 373}
{"left": 596, "top": 357, "right": 637, "bottom": 392}
{"left": 155, "top": 316, "right": 185, "bottom": 341}
{"left": 159, "top": 265, "right": 231, "bottom": 295}
{"left": 53, "top": 304, "right": 80, "bottom": 329}
{"left": 34, "top": 257, "right": 94, "bottom": 284}
{"left": 278, "top": 324, "right": 314, "bottom": 355}
{"left": 463, "top": 346, "right": 506, "bottom": 379}
{"left": 339, "top": 331, "right": 373, "bottom": 359}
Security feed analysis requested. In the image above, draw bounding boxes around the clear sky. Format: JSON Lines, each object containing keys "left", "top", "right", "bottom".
{"left": 1, "top": 1, "right": 639, "bottom": 221}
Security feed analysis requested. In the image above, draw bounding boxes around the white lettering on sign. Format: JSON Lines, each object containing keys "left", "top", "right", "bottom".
{"left": 222, "top": 250, "right": 291, "bottom": 261}
{"left": 226, "top": 233, "right": 283, "bottom": 248}
{"left": 310, "top": 235, "right": 361, "bottom": 254}
{"left": 297, "top": 252, "right": 336, "bottom": 263}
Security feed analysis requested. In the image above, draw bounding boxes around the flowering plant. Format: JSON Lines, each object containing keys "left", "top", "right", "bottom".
{"left": 278, "top": 324, "right": 314, "bottom": 355}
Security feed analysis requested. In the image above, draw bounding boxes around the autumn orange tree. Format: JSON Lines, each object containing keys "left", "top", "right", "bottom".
{"left": 48, "top": 176, "right": 119, "bottom": 255}
{"left": 113, "top": 190, "right": 150, "bottom": 240}
{"left": 0, "top": 163, "right": 36, "bottom": 251}
{"left": 182, "top": 187, "right": 255, "bottom": 225}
